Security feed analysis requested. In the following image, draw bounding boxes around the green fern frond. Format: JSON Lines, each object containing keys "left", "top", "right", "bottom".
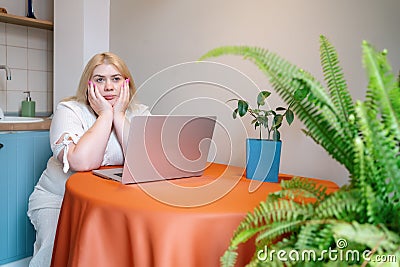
{"left": 319, "top": 36, "right": 355, "bottom": 120}
{"left": 318, "top": 36, "right": 359, "bottom": 176}
{"left": 355, "top": 102, "right": 400, "bottom": 203}
{"left": 362, "top": 41, "right": 400, "bottom": 141}
{"left": 354, "top": 131, "right": 391, "bottom": 201}
{"left": 389, "top": 86, "right": 400, "bottom": 137}
{"left": 314, "top": 189, "right": 363, "bottom": 221}
{"left": 363, "top": 185, "right": 379, "bottom": 224}
{"left": 332, "top": 221, "right": 400, "bottom": 254}
{"left": 358, "top": 41, "right": 400, "bottom": 215}
{"left": 220, "top": 249, "right": 238, "bottom": 267}
{"left": 380, "top": 202, "right": 400, "bottom": 232}
{"left": 295, "top": 223, "right": 323, "bottom": 249}
{"left": 273, "top": 177, "right": 328, "bottom": 203}
{"left": 352, "top": 136, "right": 366, "bottom": 189}
{"left": 236, "top": 198, "right": 313, "bottom": 236}
{"left": 353, "top": 136, "right": 379, "bottom": 224}
{"left": 256, "top": 220, "right": 305, "bottom": 245}
{"left": 220, "top": 225, "right": 272, "bottom": 267}
{"left": 222, "top": 198, "right": 314, "bottom": 267}
{"left": 232, "top": 224, "right": 270, "bottom": 248}
{"left": 295, "top": 223, "right": 334, "bottom": 250}
{"left": 264, "top": 199, "right": 313, "bottom": 224}
{"left": 289, "top": 101, "right": 355, "bottom": 173}
{"left": 313, "top": 224, "right": 335, "bottom": 249}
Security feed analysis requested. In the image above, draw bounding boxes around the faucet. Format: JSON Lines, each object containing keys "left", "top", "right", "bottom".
{"left": 0, "top": 65, "right": 10, "bottom": 120}
{"left": 0, "top": 65, "right": 11, "bottom": 80}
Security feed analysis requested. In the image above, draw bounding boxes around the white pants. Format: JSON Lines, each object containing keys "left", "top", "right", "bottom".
{"left": 28, "top": 208, "right": 60, "bottom": 267}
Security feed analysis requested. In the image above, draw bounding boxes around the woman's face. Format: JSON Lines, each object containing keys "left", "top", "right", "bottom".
{"left": 90, "top": 63, "right": 124, "bottom": 106}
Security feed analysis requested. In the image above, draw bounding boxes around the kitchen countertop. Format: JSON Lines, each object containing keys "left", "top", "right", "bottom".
{"left": 0, "top": 117, "right": 52, "bottom": 131}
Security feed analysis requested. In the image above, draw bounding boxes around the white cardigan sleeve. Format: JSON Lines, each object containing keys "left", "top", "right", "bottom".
{"left": 50, "top": 102, "right": 88, "bottom": 173}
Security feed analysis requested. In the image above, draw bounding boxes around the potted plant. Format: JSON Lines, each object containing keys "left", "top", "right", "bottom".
{"left": 228, "top": 91, "right": 295, "bottom": 182}
{"left": 200, "top": 36, "right": 400, "bottom": 266}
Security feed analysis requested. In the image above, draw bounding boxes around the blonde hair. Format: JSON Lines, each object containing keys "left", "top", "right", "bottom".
{"left": 63, "top": 52, "right": 136, "bottom": 105}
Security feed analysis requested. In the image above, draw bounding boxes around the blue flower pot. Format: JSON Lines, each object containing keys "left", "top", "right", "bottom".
{"left": 246, "top": 139, "right": 281, "bottom": 183}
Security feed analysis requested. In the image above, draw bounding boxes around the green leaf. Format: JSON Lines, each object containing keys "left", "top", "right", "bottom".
{"left": 274, "top": 114, "right": 284, "bottom": 126}
{"left": 237, "top": 100, "right": 248, "bottom": 117}
{"left": 232, "top": 108, "right": 238, "bottom": 119}
{"left": 258, "top": 116, "right": 268, "bottom": 128}
{"left": 286, "top": 109, "right": 294, "bottom": 125}
{"left": 257, "top": 91, "right": 271, "bottom": 106}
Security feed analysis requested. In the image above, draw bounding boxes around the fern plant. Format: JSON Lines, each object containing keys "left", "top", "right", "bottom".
{"left": 200, "top": 36, "right": 400, "bottom": 266}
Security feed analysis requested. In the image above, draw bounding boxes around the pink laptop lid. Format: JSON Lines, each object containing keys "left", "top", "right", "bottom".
{"left": 121, "top": 115, "right": 216, "bottom": 184}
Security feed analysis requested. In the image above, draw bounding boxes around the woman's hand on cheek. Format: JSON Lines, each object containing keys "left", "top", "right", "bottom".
{"left": 88, "top": 81, "right": 113, "bottom": 117}
{"left": 113, "top": 78, "right": 130, "bottom": 116}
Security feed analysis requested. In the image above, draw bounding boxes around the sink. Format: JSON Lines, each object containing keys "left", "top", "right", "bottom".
{"left": 0, "top": 116, "right": 44, "bottom": 123}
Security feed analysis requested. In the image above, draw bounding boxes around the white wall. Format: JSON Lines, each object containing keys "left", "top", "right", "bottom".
{"left": 54, "top": 0, "right": 110, "bottom": 107}
{"left": 111, "top": 0, "right": 400, "bottom": 186}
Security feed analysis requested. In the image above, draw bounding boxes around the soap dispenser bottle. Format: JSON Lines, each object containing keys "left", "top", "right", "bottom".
{"left": 21, "top": 91, "right": 36, "bottom": 117}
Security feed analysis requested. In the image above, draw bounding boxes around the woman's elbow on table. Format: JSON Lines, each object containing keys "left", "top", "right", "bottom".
{"left": 68, "top": 151, "right": 102, "bottom": 171}
{"left": 69, "top": 160, "right": 101, "bottom": 172}
{"left": 57, "top": 145, "right": 102, "bottom": 172}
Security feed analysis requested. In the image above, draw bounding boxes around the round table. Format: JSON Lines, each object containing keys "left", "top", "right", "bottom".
{"left": 51, "top": 163, "right": 339, "bottom": 267}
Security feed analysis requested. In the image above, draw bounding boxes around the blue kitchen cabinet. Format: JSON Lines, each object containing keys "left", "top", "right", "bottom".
{"left": 0, "top": 131, "right": 52, "bottom": 265}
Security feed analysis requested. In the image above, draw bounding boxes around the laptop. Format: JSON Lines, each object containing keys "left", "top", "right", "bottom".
{"left": 92, "top": 115, "right": 217, "bottom": 184}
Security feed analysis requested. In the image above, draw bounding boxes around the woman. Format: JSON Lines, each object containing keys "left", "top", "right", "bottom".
{"left": 27, "top": 52, "right": 150, "bottom": 267}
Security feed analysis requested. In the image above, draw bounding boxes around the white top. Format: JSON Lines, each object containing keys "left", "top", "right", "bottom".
{"left": 28, "top": 100, "right": 150, "bottom": 215}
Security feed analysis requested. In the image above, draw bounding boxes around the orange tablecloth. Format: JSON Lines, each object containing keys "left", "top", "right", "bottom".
{"left": 51, "top": 163, "right": 339, "bottom": 267}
